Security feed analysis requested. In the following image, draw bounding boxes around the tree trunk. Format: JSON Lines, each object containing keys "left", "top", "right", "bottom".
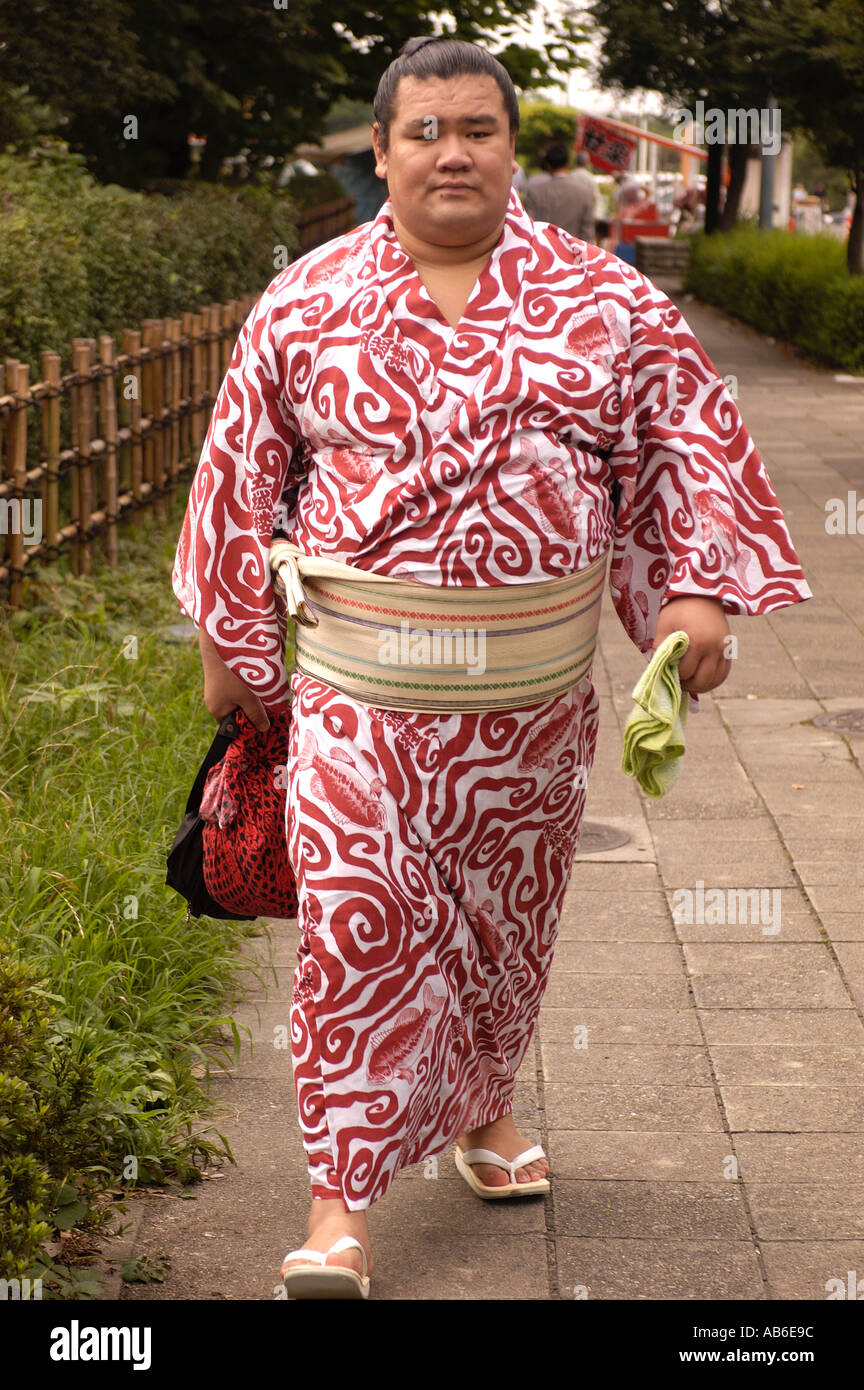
{"left": 720, "top": 142, "right": 751, "bottom": 231}
{"left": 704, "top": 138, "right": 724, "bottom": 235}
{"left": 848, "top": 162, "right": 863, "bottom": 277}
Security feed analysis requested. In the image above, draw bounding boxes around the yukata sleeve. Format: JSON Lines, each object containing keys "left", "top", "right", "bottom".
{"left": 600, "top": 265, "right": 812, "bottom": 657}
{"left": 171, "top": 288, "right": 303, "bottom": 707}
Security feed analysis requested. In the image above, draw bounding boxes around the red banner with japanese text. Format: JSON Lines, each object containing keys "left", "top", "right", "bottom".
{"left": 576, "top": 116, "right": 637, "bottom": 174}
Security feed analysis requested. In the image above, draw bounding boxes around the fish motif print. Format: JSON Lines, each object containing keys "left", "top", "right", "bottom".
{"left": 173, "top": 187, "right": 811, "bottom": 1211}
{"left": 367, "top": 982, "right": 446, "bottom": 1085}
{"left": 518, "top": 696, "right": 582, "bottom": 772}
{"left": 304, "top": 237, "right": 366, "bottom": 291}
{"left": 609, "top": 552, "right": 650, "bottom": 649}
{"left": 297, "top": 730, "right": 387, "bottom": 829}
{"left": 564, "top": 301, "right": 625, "bottom": 363}
{"left": 502, "top": 438, "right": 588, "bottom": 543}
{"left": 462, "top": 881, "right": 510, "bottom": 964}
{"left": 323, "top": 447, "right": 379, "bottom": 490}
{"left": 693, "top": 489, "right": 756, "bottom": 586}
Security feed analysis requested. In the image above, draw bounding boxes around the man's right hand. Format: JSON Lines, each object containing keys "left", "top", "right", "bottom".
{"left": 198, "top": 628, "right": 270, "bottom": 732}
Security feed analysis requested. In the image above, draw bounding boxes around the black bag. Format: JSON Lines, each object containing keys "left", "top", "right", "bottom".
{"left": 165, "top": 710, "right": 256, "bottom": 921}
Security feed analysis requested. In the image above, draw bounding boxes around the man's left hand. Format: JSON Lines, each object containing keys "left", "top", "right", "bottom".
{"left": 652, "top": 595, "right": 732, "bottom": 694}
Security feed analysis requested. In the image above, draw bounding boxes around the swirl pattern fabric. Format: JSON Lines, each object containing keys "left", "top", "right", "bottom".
{"left": 172, "top": 190, "right": 811, "bottom": 1209}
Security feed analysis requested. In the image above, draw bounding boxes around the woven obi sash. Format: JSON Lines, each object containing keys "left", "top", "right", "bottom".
{"left": 269, "top": 540, "right": 610, "bottom": 713}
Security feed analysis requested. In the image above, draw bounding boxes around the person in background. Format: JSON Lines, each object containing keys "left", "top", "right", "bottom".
{"left": 522, "top": 141, "right": 596, "bottom": 242}
{"left": 613, "top": 169, "right": 642, "bottom": 213}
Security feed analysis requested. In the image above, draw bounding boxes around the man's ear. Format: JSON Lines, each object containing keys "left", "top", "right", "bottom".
{"left": 371, "top": 122, "right": 388, "bottom": 180}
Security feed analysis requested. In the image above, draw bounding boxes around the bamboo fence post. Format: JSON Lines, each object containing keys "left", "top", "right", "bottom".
{"left": 8, "top": 362, "right": 29, "bottom": 609}
{"left": 140, "top": 319, "right": 156, "bottom": 507}
{"left": 153, "top": 317, "right": 166, "bottom": 512}
{"left": 72, "top": 339, "right": 94, "bottom": 576}
{"left": 41, "top": 352, "right": 61, "bottom": 560}
{"left": 180, "top": 311, "right": 194, "bottom": 463}
{"left": 220, "top": 300, "right": 235, "bottom": 376}
{"left": 122, "top": 329, "right": 143, "bottom": 526}
{"left": 189, "top": 312, "right": 204, "bottom": 454}
{"left": 98, "top": 334, "right": 119, "bottom": 569}
{"left": 167, "top": 318, "right": 181, "bottom": 488}
{"left": 67, "top": 352, "right": 81, "bottom": 575}
{"left": 207, "top": 304, "right": 221, "bottom": 409}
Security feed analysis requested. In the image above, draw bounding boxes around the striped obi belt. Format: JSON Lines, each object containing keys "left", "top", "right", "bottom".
{"left": 269, "top": 540, "right": 611, "bottom": 714}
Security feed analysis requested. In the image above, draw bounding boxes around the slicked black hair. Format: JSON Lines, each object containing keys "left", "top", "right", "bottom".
{"left": 373, "top": 36, "right": 520, "bottom": 150}
{"left": 544, "top": 142, "right": 570, "bottom": 170}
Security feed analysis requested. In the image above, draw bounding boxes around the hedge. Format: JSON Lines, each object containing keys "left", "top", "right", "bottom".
{"left": 0, "top": 144, "right": 301, "bottom": 374}
{"left": 686, "top": 224, "right": 864, "bottom": 375}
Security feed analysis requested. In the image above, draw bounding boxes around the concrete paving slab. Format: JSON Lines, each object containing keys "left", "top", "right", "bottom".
{"left": 700, "top": 1009, "right": 864, "bottom": 1046}
{"left": 710, "top": 1047, "right": 864, "bottom": 1086}
{"left": 555, "top": 1238, "right": 764, "bottom": 1300}
{"left": 541, "top": 1042, "right": 712, "bottom": 1086}
{"left": 745, "top": 1184, "right": 864, "bottom": 1240}
{"left": 538, "top": 1007, "right": 703, "bottom": 1046}
{"left": 553, "top": 1180, "right": 751, "bottom": 1239}
{"left": 691, "top": 974, "right": 851, "bottom": 1009}
{"left": 544, "top": 1083, "right": 724, "bottom": 1131}
{"left": 760, "top": 1243, "right": 864, "bottom": 1300}
{"left": 542, "top": 974, "right": 692, "bottom": 1008}
{"left": 723, "top": 1086, "right": 864, "bottom": 1130}
{"left": 734, "top": 1133, "right": 864, "bottom": 1180}
{"left": 552, "top": 942, "right": 685, "bottom": 974}
{"left": 546, "top": 1131, "right": 734, "bottom": 1181}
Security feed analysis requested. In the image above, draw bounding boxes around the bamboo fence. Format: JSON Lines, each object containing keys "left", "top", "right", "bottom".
{"left": 0, "top": 297, "right": 258, "bottom": 607}
{"left": 0, "top": 194, "right": 357, "bottom": 608}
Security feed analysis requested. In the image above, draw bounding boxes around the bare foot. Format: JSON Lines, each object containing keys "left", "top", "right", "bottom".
{"left": 456, "top": 1113, "right": 550, "bottom": 1189}
{"left": 280, "top": 1197, "right": 374, "bottom": 1280}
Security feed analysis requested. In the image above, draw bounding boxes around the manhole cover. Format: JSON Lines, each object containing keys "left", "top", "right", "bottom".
{"left": 577, "top": 822, "right": 631, "bottom": 854}
{"left": 812, "top": 709, "right": 864, "bottom": 737}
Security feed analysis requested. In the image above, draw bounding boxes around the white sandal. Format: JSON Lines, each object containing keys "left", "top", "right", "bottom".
{"left": 281, "top": 1235, "right": 371, "bottom": 1299}
{"left": 454, "top": 1142, "right": 551, "bottom": 1199}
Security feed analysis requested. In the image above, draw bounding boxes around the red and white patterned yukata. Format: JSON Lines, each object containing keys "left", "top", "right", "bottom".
{"left": 173, "top": 190, "right": 812, "bottom": 1210}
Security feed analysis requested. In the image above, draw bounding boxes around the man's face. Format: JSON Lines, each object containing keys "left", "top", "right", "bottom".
{"left": 372, "top": 73, "right": 517, "bottom": 248}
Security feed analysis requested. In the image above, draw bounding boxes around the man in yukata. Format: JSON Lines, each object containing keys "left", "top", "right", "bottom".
{"left": 173, "top": 36, "right": 811, "bottom": 1297}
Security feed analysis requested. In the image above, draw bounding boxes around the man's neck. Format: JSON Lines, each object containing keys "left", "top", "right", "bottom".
{"left": 391, "top": 211, "right": 505, "bottom": 270}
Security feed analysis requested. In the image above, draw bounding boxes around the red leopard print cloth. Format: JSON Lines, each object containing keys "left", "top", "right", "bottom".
{"left": 200, "top": 706, "right": 298, "bottom": 919}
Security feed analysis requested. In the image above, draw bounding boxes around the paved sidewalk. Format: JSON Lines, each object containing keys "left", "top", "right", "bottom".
{"left": 111, "top": 292, "right": 864, "bottom": 1301}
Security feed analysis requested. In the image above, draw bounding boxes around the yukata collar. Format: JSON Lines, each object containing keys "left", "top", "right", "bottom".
{"left": 367, "top": 186, "right": 536, "bottom": 306}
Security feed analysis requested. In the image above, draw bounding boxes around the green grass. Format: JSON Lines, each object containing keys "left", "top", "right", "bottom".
{"left": 0, "top": 493, "right": 284, "bottom": 1294}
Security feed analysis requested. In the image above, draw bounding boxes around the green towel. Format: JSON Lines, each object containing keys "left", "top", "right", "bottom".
{"left": 622, "top": 630, "right": 690, "bottom": 798}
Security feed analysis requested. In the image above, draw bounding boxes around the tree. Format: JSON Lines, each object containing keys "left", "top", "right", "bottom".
{"left": 738, "top": 0, "right": 864, "bottom": 274}
{"left": 516, "top": 103, "right": 580, "bottom": 173}
{"left": 0, "top": 1, "right": 590, "bottom": 188}
{"left": 586, "top": 0, "right": 864, "bottom": 271}
{"left": 586, "top": 0, "right": 775, "bottom": 234}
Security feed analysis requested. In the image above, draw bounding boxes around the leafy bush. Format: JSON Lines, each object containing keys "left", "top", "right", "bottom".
{"left": 687, "top": 225, "right": 864, "bottom": 374}
{"left": 516, "top": 102, "right": 579, "bottom": 174}
{"left": 0, "top": 143, "right": 300, "bottom": 373}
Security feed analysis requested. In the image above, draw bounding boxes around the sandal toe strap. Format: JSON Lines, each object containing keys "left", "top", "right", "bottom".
{"left": 282, "top": 1236, "right": 368, "bottom": 1278}
{"left": 459, "top": 1143, "right": 547, "bottom": 1181}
